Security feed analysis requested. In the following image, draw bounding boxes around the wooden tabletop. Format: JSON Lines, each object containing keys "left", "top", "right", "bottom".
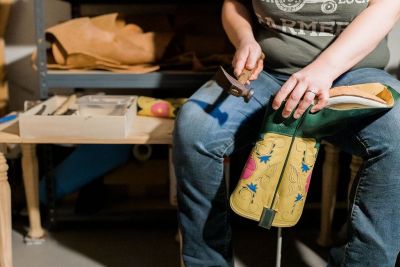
{"left": 0, "top": 116, "right": 174, "bottom": 145}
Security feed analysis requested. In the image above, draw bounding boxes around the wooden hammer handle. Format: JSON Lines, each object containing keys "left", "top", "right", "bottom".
{"left": 237, "top": 69, "right": 252, "bottom": 84}
{"left": 237, "top": 53, "right": 266, "bottom": 85}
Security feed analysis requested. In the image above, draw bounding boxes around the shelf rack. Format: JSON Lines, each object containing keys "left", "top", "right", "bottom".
{"left": 33, "top": 0, "right": 214, "bottom": 99}
{"left": 30, "top": 0, "right": 220, "bottom": 228}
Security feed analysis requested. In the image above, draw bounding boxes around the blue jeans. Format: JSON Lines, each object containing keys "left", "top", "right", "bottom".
{"left": 173, "top": 68, "right": 400, "bottom": 267}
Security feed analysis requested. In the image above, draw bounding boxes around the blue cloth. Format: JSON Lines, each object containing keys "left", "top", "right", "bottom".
{"left": 39, "top": 144, "right": 132, "bottom": 203}
{"left": 173, "top": 68, "right": 400, "bottom": 267}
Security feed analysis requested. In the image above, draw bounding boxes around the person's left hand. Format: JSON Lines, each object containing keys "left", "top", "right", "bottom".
{"left": 272, "top": 65, "right": 335, "bottom": 119}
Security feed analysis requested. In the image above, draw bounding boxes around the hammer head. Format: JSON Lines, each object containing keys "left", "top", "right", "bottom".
{"left": 215, "top": 66, "right": 254, "bottom": 103}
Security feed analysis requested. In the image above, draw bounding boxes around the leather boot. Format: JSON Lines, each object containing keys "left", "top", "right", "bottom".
{"left": 230, "top": 83, "right": 400, "bottom": 229}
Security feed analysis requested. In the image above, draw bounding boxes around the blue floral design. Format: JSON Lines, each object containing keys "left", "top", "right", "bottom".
{"left": 294, "top": 193, "right": 303, "bottom": 203}
{"left": 246, "top": 183, "right": 257, "bottom": 193}
{"left": 258, "top": 155, "right": 271, "bottom": 163}
{"left": 301, "top": 162, "right": 310, "bottom": 172}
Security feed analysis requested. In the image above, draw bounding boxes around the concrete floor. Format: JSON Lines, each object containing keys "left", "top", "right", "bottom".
{"left": 11, "top": 217, "right": 330, "bottom": 267}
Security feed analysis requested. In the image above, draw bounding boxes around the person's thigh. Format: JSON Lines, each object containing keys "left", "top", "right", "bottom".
{"left": 173, "top": 70, "right": 284, "bottom": 266}
{"left": 328, "top": 68, "right": 400, "bottom": 266}
{"left": 174, "top": 70, "right": 284, "bottom": 158}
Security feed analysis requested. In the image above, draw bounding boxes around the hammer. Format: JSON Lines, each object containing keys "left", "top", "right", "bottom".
{"left": 216, "top": 54, "right": 265, "bottom": 103}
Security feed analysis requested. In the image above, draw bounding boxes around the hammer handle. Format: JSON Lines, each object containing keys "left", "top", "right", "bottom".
{"left": 237, "top": 53, "right": 266, "bottom": 84}
{"left": 238, "top": 69, "right": 253, "bottom": 85}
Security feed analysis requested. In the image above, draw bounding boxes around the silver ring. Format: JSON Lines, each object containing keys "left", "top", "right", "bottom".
{"left": 306, "top": 89, "right": 318, "bottom": 95}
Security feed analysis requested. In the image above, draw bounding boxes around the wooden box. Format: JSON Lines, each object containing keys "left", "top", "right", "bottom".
{"left": 19, "top": 95, "right": 137, "bottom": 139}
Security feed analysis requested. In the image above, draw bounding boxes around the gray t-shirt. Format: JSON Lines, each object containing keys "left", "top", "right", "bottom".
{"left": 244, "top": 0, "right": 389, "bottom": 74}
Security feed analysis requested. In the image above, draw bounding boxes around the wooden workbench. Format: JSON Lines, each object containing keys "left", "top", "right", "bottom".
{"left": 0, "top": 115, "right": 174, "bottom": 267}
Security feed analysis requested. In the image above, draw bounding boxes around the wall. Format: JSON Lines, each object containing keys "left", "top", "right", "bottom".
{"left": 5, "top": 0, "right": 70, "bottom": 110}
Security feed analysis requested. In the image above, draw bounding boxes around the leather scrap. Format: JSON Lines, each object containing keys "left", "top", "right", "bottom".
{"left": 34, "top": 13, "right": 173, "bottom": 73}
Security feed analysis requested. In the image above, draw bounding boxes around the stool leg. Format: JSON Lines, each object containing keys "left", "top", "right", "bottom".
{"left": 168, "top": 146, "right": 177, "bottom": 207}
{"left": 276, "top": 227, "right": 282, "bottom": 267}
{"left": 178, "top": 228, "right": 184, "bottom": 267}
{"left": 317, "top": 143, "right": 340, "bottom": 247}
{"left": 348, "top": 156, "right": 362, "bottom": 204}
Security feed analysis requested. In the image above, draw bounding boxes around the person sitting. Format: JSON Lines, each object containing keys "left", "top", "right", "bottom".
{"left": 172, "top": 0, "right": 400, "bottom": 266}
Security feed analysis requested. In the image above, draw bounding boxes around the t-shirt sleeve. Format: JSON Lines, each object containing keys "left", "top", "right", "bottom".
{"left": 236, "top": 0, "right": 252, "bottom": 7}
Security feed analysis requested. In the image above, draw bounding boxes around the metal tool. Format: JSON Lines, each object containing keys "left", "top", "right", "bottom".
{"left": 51, "top": 94, "right": 77, "bottom": 115}
{"left": 216, "top": 66, "right": 254, "bottom": 103}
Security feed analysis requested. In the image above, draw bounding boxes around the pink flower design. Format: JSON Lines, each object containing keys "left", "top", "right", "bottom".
{"left": 305, "top": 172, "right": 312, "bottom": 193}
{"left": 241, "top": 156, "right": 256, "bottom": 179}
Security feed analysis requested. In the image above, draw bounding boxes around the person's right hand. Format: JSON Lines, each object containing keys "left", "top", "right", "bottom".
{"left": 232, "top": 38, "right": 264, "bottom": 83}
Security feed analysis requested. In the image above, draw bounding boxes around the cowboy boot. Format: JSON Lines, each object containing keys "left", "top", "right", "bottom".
{"left": 230, "top": 83, "right": 399, "bottom": 229}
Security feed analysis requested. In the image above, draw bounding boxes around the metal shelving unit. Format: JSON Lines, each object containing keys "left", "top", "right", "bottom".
{"left": 32, "top": 0, "right": 218, "bottom": 228}
{"left": 33, "top": 0, "right": 214, "bottom": 99}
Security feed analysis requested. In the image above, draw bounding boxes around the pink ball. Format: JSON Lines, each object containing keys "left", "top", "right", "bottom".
{"left": 151, "top": 102, "right": 170, "bottom": 117}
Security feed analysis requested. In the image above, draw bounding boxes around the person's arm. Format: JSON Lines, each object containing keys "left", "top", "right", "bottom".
{"left": 222, "top": 0, "right": 263, "bottom": 80}
{"left": 273, "top": 0, "right": 400, "bottom": 119}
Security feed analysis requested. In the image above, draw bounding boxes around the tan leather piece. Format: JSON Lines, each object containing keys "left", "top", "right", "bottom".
{"left": 41, "top": 13, "right": 173, "bottom": 73}
{"left": 44, "top": 43, "right": 159, "bottom": 73}
{"left": 377, "top": 87, "right": 394, "bottom": 106}
{"left": 89, "top": 13, "right": 141, "bottom": 33}
{"left": 329, "top": 83, "right": 387, "bottom": 104}
{"left": 46, "top": 62, "right": 159, "bottom": 74}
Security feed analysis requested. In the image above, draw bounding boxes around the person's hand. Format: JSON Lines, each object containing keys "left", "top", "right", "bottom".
{"left": 232, "top": 38, "right": 264, "bottom": 82}
{"left": 272, "top": 65, "right": 335, "bottom": 119}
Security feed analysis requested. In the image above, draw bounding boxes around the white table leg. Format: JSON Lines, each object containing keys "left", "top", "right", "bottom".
{"left": 21, "top": 144, "right": 45, "bottom": 244}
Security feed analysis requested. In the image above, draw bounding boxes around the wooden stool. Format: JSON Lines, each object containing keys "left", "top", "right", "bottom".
{"left": 317, "top": 141, "right": 362, "bottom": 247}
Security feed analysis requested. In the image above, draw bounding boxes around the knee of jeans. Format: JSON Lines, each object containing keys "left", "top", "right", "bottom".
{"left": 174, "top": 102, "right": 214, "bottom": 150}
{"left": 173, "top": 102, "right": 230, "bottom": 159}
{"left": 366, "top": 109, "right": 400, "bottom": 158}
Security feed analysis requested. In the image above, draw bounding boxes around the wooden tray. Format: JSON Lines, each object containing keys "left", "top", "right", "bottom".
{"left": 19, "top": 95, "right": 137, "bottom": 139}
